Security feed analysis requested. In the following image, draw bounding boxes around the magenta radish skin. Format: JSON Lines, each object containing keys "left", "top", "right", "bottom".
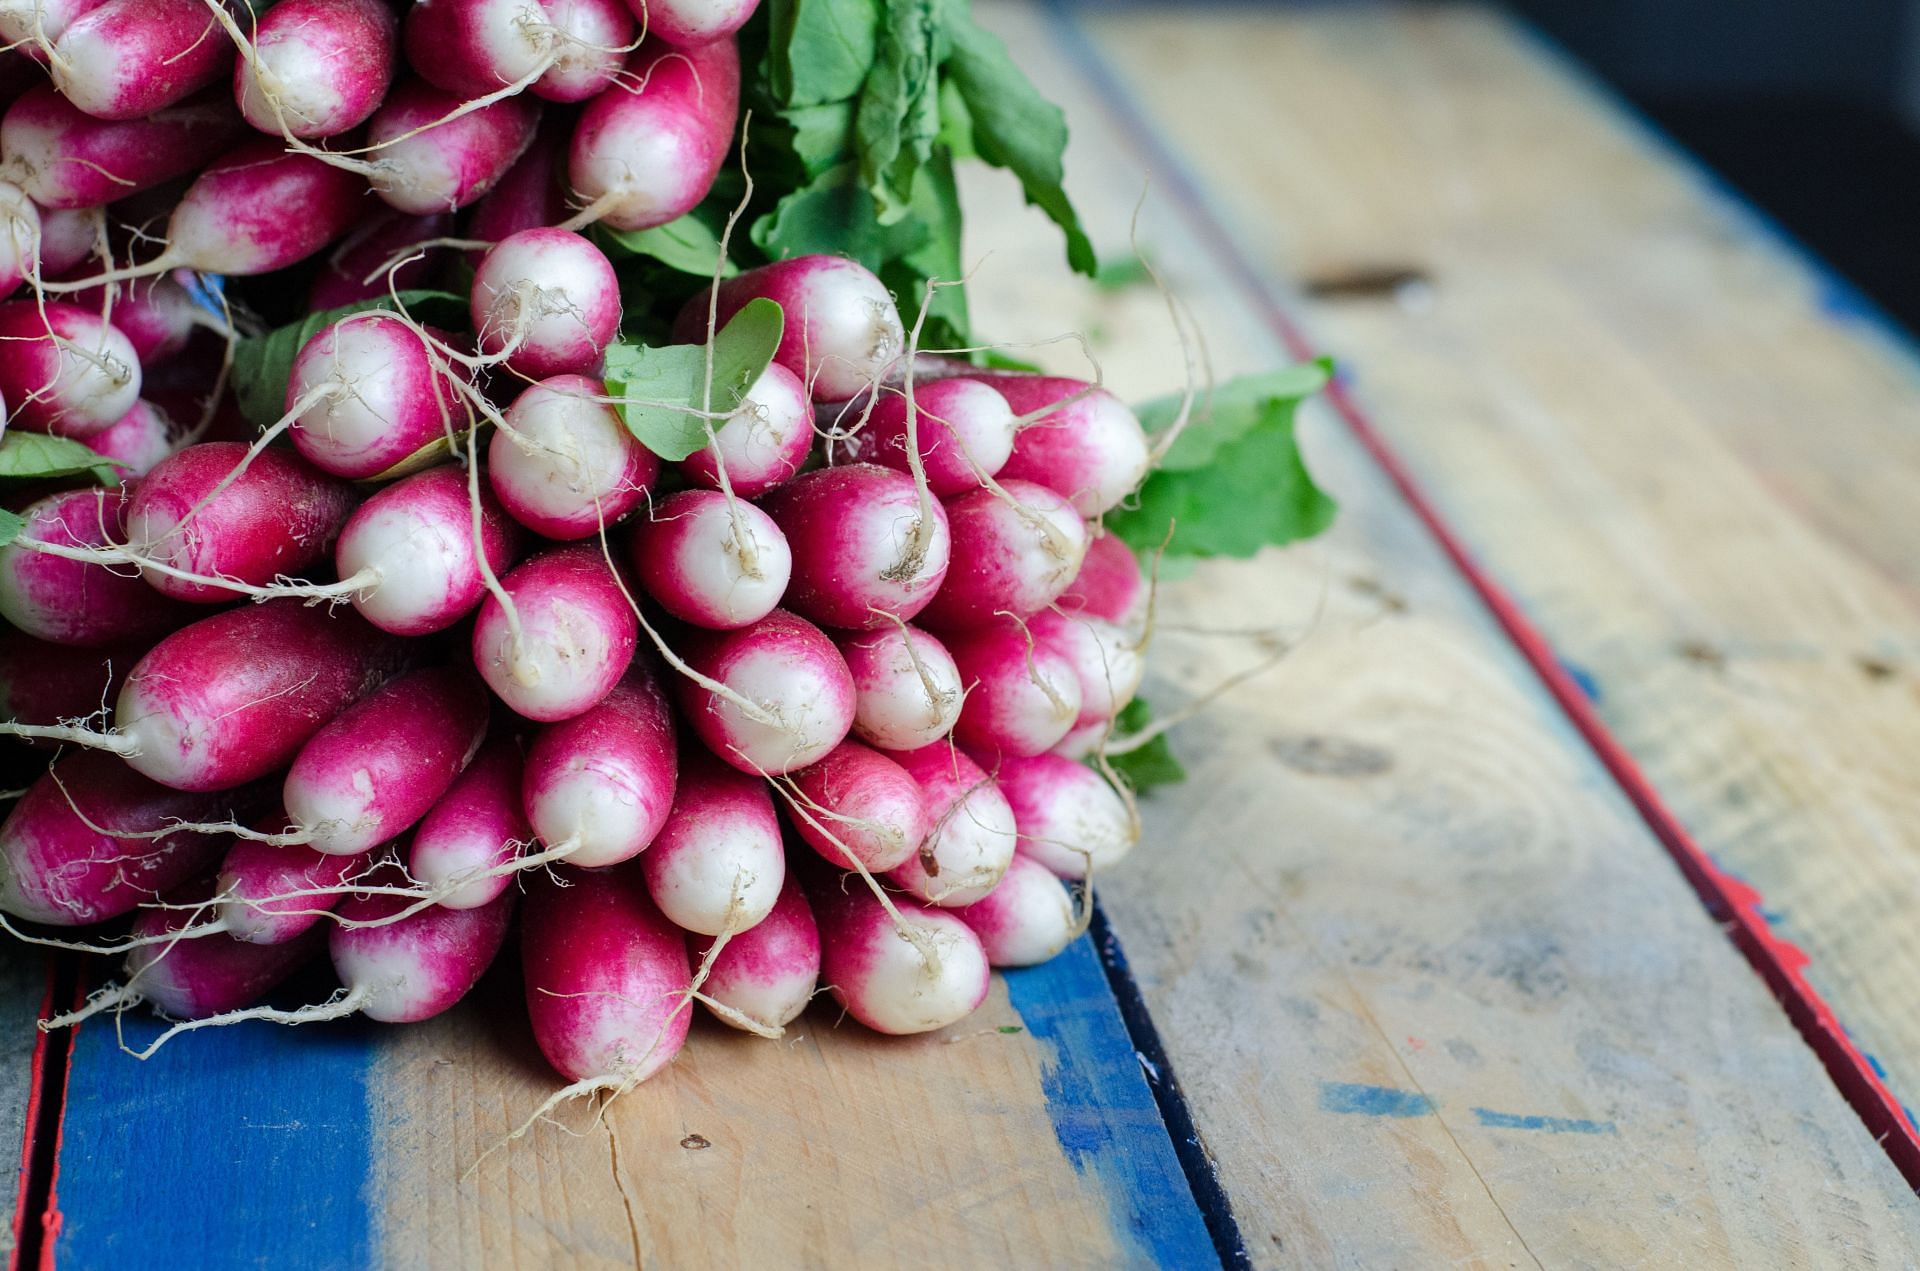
{"left": 125, "top": 441, "right": 357, "bottom": 603}
{"left": 762, "top": 464, "right": 951, "bottom": 630}
{"left": 532, "top": 0, "right": 633, "bottom": 101}
{"left": 307, "top": 208, "right": 454, "bottom": 309}
{"left": 677, "top": 255, "right": 902, "bottom": 401}
{"left": 216, "top": 834, "right": 371, "bottom": 944}
{"left": 677, "top": 361, "right": 810, "bottom": 497}
{"left": 954, "top": 852, "right": 1075, "bottom": 968}
{"left": 0, "top": 0, "right": 110, "bottom": 62}
{"left": 66, "top": 276, "right": 200, "bottom": 363}
{"left": 166, "top": 140, "right": 368, "bottom": 274}
{"left": 521, "top": 661, "right": 677, "bottom": 866}
{"left": 366, "top": 79, "right": 539, "bottom": 214}
{"left": 809, "top": 875, "right": 988, "bottom": 1035}
{"left": 837, "top": 624, "right": 963, "bottom": 753}
{"left": 329, "top": 881, "right": 515, "bottom": 1022}
{"left": 34, "top": 203, "right": 100, "bottom": 276}
{"left": 112, "top": 601, "right": 408, "bottom": 791}
{"left": 1059, "top": 530, "right": 1145, "bottom": 627}
{"left": 0, "top": 84, "right": 242, "bottom": 209}
{"left": 334, "top": 463, "right": 521, "bottom": 637}
{"left": 0, "top": 299, "right": 140, "bottom": 435}
{"left": 408, "top": 739, "right": 531, "bottom": 910}
{"left": 282, "top": 667, "right": 489, "bottom": 856}
{"left": 470, "top": 545, "right": 639, "bottom": 722}
{"left": 51, "top": 0, "right": 233, "bottom": 121}
{"left": 471, "top": 228, "right": 620, "bottom": 379}
{"left": 636, "top": 0, "right": 759, "bottom": 47}
{"left": 0, "top": 751, "right": 252, "bottom": 924}
{"left": 787, "top": 740, "right": 927, "bottom": 872}
{"left": 522, "top": 864, "right": 691, "bottom": 1084}
{"left": 1032, "top": 609, "right": 1142, "bottom": 729}
{"left": 488, "top": 373, "right": 657, "bottom": 538}
{"left": 887, "top": 745, "right": 1016, "bottom": 907}
{"left": 639, "top": 749, "right": 783, "bottom": 936}
{"left": 466, "top": 128, "right": 567, "bottom": 245}
{"left": 0, "top": 487, "right": 191, "bottom": 645}
{"left": 568, "top": 38, "right": 737, "bottom": 231}
{"left": 676, "top": 609, "right": 856, "bottom": 776}
{"left": 946, "top": 616, "right": 1083, "bottom": 759}
{"left": 0, "top": 632, "right": 139, "bottom": 727}
{"left": 688, "top": 873, "right": 817, "bottom": 1032}
{"left": 126, "top": 888, "right": 323, "bottom": 1018}
{"left": 234, "top": 0, "right": 395, "bottom": 139}
{"left": 402, "top": 0, "right": 554, "bottom": 98}
{"left": 971, "top": 375, "right": 1151, "bottom": 517}
{"left": 996, "top": 752, "right": 1135, "bottom": 880}
{"left": 916, "top": 480, "right": 1088, "bottom": 629}
{"left": 839, "top": 378, "right": 1015, "bottom": 496}
{"left": 287, "top": 310, "right": 468, "bottom": 479}
{"left": 627, "top": 489, "right": 789, "bottom": 630}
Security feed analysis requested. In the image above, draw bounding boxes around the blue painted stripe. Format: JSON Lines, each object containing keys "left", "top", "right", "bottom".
{"left": 55, "top": 1006, "right": 377, "bottom": 1270}
{"left": 1318, "top": 1081, "right": 1435, "bottom": 1118}
{"left": 1472, "top": 1108, "right": 1617, "bottom": 1135}
{"left": 1003, "top": 935, "right": 1218, "bottom": 1269}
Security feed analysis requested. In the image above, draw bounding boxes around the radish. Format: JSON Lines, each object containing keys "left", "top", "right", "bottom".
{"left": 282, "top": 667, "right": 489, "bottom": 856}
{"left": 887, "top": 744, "right": 1016, "bottom": 907}
{"left": 0, "top": 84, "right": 242, "bottom": 209}
{"left": 836, "top": 378, "right": 1015, "bottom": 496}
{"left": 0, "top": 299, "right": 140, "bottom": 435}
{"left": 470, "top": 228, "right": 620, "bottom": 379}
{"left": 326, "top": 878, "right": 515, "bottom": 1021}
{"left": 676, "top": 361, "right": 810, "bottom": 497}
{"left": 567, "top": 37, "right": 737, "bottom": 231}
{"left": 785, "top": 739, "right": 925, "bottom": 872}
{"left": 466, "top": 125, "right": 567, "bottom": 245}
{"left": 1059, "top": 528, "right": 1145, "bottom": 627}
{"left": 627, "top": 488, "right": 790, "bottom": 630}
{"left": 761, "top": 463, "right": 950, "bottom": 630}
{"left": 530, "top": 0, "right": 633, "bottom": 102}
{"left": 995, "top": 751, "right": 1136, "bottom": 880}
{"left": 522, "top": 863, "right": 691, "bottom": 1088}
{"left": 216, "top": 831, "right": 372, "bottom": 944}
{"left": 676, "top": 609, "right": 855, "bottom": 776}
{"left": 124, "top": 441, "right": 356, "bottom": 602}
{"left": 0, "top": 180, "right": 37, "bottom": 295}
{"left": 366, "top": 78, "right": 539, "bottom": 214}
{"left": 408, "top": 738, "right": 531, "bottom": 910}
{"left": 1032, "top": 609, "right": 1142, "bottom": 730}
{"left": 67, "top": 276, "right": 204, "bottom": 363}
{"left": 954, "top": 852, "right": 1076, "bottom": 968}
{"left": 34, "top": 202, "right": 101, "bottom": 276}
{"left": 677, "top": 255, "right": 902, "bottom": 401}
{"left": 50, "top": 0, "right": 234, "bottom": 121}
{"left": 0, "top": 631, "right": 138, "bottom": 727}
{"left": 521, "top": 659, "right": 676, "bottom": 866}
{"left": 635, "top": 0, "right": 759, "bottom": 48}
{"left": 285, "top": 309, "right": 469, "bottom": 480}
{"left": 333, "top": 463, "right": 522, "bottom": 637}
{"left": 916, "top": 479, "right": 1088, "bottom": 629}
{"left": 471, "top": 544, "right": 638, "bottom": 721}
{"left": 809, "top": 871, "right": 988, "bottom": 1035}
{"left": 307, "top": 208, "right": 454, "bottom": 309}
{"left": 0, "top": 753, "right": 257, "bottom": 924}
{"left": 687, "top": 873, "right": 817, "bottom": 1034}
{"left": 0, "top": 0, "right": 109, "bottom": 61}
{"left": 837, "top": 624, "right": 963, "bottom": 753}
{"left": 639, "top": 748, "right": 783, "bottom": 936}
{"left": 231, "top": 0, "right": 395, "bottom": 139}
{"left": 488, "top": 372, "right": 657, "bottom": 539}
{"left": 404, "top": 0, "right": 632, "bottom": 104}
{"left": 0, "top": 486, "right": 191, "bottom": 645}
{"left": 122, "top": 884, "right": 324, "bottom": 1018}
{"left": 971, "top": 375, "right": 1151, "bottom": 517}
{"left": 946, "top": 615, "right": 1083, "bottom": 759}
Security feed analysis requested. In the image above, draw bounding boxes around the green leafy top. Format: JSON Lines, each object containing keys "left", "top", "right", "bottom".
{"left": 604, "top": 299, "right": 786, "bottom": 461}
{"left": 0, "top": 431, "right": 125, "bottom": 546}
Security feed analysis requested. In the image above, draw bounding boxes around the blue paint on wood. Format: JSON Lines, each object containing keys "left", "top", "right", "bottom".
{"left": 1560, "top": 660, "right": 1603, "bottom": 702}
{"left": 1003, "top": 936, "right": 1218, "bottom": 1268}
{"left": 1472, "top": 1108, "right": 1617, "bottom": 1135}
{"left": 1318, "top": 1081, "right": 1434, "bottom": 1118}
{"left": 56, "top": 1010, "right": 377, "bottom": 1270}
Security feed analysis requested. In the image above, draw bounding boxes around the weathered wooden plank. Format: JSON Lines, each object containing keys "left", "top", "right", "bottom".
{"left": 960, "top": 1, "right": 1920, "bottom": 1263}
{"left": 1073, "top": 0, "right": 1920, "bottom": 1141}
{"left": 0, "top": 953, "right": 43, "bottom": 1264}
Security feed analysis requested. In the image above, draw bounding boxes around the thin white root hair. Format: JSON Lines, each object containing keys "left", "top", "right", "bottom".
{"left": 123, "top": 984, "right": 373, "bottom": 1059}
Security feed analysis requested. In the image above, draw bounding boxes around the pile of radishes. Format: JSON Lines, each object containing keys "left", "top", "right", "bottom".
{"left": 0, "top": 0, "right": 1166, "bottom": 1096}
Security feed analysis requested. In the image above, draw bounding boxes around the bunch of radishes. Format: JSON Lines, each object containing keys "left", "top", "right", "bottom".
{"left": 0, "top": 0, "right": 1164, "bottom": 1095}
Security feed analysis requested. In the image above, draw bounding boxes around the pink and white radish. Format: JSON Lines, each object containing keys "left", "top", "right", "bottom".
{"left": 0, "top": 180, "right": 37, "bottom": 295}
{"left": 916, "top": 479, "right": 1088, "bottom": 629}
{"left": 66, "top": 275, "right": 204, "bottom": 363}
{"left": 521, "top": 660, "right": 677, "bottom": 866}
{"left": 785, "top": 739, "right": 926, "bottom": 872}
{"left": 404, "top": 0, "right": 633, "bottom": 104}
{"left": 121, "top": 886, "right": 323, "bottom": 1018}
{"left": 627, "top": 489, "right": 789, "bottom": 630}
{"left": 50, "top": 0, "right": 234, "bottom": 121}
{"left": 635, "top": 0, "right": 759, "bottom": 48}
{"left": 326, "top": 878, "right": 515, "bottom": 1021}
{"left": 1059, "top": 528, "right": 1145, "bottom": 627}
{"left": 470, "top": 228, "right": 620, "bottom": 379}
{"left": 408, "top": 738, "right": 532, "bottom": 910}
{"left": 809, "top": 872, "right": 988, "bottom": 1035}
{"left": 33, "top": 203, "right": 100, "bottom": 276}
{"left": 0, "top": 0, "right": 109, "bottom": 61}
{"left": 332, "top": 463, "right": 522, "bottom": 637}
{"left": 687, "top": 873, "right": 817, "bottom": 1034}
{"left": 0, "top": 299, "right": 140, "bottom": 435}
{"left": 887, "top": 744, "right": 1016, "bottom": 907}
{"left": 836, "top": 623, "right": 963, "bottom": 752}
{"left": 84, "top": 400, "right": 181, "bottom": 475}
{"left": 488, "top": 372, "right": 657, "bottom": 538}
{"left": 971, "top": 374, "right": 1151, "bottom": 517}
{"left": 946, "top": 615, "right": 1083, "bottom": 759}
{"left": 677, "top": 254, "right": 901, "bottom": 401}
{"left": 307, "top": 208, "right": 453, "bottom": 309}
{"left": 231, "top": 0, "right": 395, "bottom": 139}
{"left": 954, "top": 852, "right": 1076, "bottom": 967}
{"left": 0, "top": 84, "right": 242, "bottom": 209}
{"left": 995, "top": 751, "right": 1136, "bottom": 879}
{"left": 470, "top": 544, "right": 638, "bottom": 721}
{"left": 676, "top": 360, "right": 810, "bottom": 497}
{"left": 566, "top": 38, "right": 737, "bottom": 231}
{"left": 0, "top": 486, "right": 191, "bottom": 645}
{"left": 639, "top": 748, "right": 783, "bottom": 936}
{"left": 1032, "top": 608, "right": 1142, "bottom": 732}
{"left": 761, "top": 463, "right": 950, "bottom": 630}
{"left": 364, "top": 78, "right": 538, "bottom": 214}
{"left": 215, "top": 831, "right": 373, "bottom": 944}
{"left": 285, "top": 309, "right": 469, "bottom": 480}
{"left": 676, "top": 609, "right": 855, "bottom": 776}
{"left": 837, "top": 377, "right": 1015, "bottom": 496}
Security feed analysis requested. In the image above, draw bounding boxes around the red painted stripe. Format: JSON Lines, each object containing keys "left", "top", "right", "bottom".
{"left": 1041, "top": 0, "right": 1920, "bottom": 1189}
{"left": 7, "top": 962, "right": 55, "bottom": 1271}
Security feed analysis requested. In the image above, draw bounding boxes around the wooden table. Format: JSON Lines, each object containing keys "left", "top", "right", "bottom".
{"left": 10, "top": 3, "right": 1920, "bottom": 1266}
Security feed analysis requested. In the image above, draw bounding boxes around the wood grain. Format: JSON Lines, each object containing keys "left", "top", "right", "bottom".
{"left": 0, "top": 953, "right": 41, "bottom": 1262}
{"left": 1072, "top": 1, "right": 1920, "bottom": 1135}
